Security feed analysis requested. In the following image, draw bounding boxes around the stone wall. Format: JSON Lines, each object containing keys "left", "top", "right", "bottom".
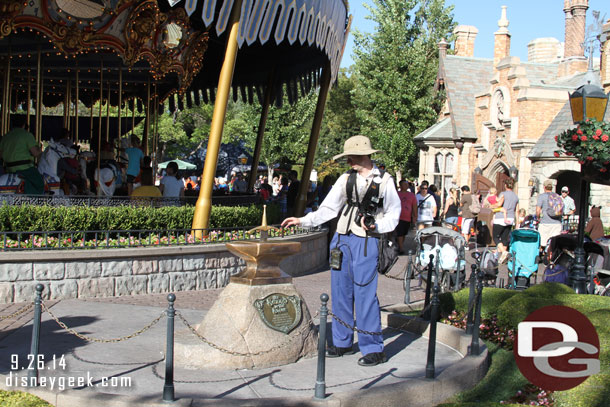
{"left": 0, "top": 231, "right": 328, "bottom": 304}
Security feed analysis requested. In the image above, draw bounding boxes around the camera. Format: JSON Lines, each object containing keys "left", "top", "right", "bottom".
{"left": 354, "top": 196, "right": 379, "bottom": 229}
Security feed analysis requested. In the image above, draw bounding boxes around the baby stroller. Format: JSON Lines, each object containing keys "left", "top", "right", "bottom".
{"left": 507, "top": 228, "right": 541, "bottom": 290}
{"left": 470, "top": 248, "right": 500, "bottom": 286}
{"left": 414, "top": 226, "right": 466, "bottom": 292}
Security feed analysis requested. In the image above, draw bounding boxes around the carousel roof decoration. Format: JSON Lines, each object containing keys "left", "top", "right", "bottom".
{"left": 0, "top": 0, "right": 208, "bottom": 107}
{"left": 161, "top": 0, "right": 350, "bottom": 111}
{"left": 0, "top": 0, "right": 350, "bottom": 112}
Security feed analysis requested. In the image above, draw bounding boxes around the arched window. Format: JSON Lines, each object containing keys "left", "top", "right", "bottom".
{"left": 432, "top": 153, "right": 455, "bottom": 209}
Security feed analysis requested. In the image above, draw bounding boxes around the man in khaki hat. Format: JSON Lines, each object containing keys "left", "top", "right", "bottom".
{"left": 536, "top": 179, "right": 562, "bottom": 247}
{"left": 282, "top": 135, "right": 400, "bottom": 366}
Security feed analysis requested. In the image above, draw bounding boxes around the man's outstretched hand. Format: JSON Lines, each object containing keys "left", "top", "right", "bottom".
{"left": 281, "top": 217, "right": 301, "bottom": 228}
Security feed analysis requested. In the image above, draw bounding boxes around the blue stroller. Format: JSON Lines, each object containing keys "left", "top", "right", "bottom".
{"left": 508, "top": 229, "right": 541, "bottom": 290}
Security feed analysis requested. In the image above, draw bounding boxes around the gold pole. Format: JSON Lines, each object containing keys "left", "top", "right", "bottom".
{"left": 35, "top": 46, "right": 42, "bottom": 143}
{"left": 143, "top": 77, "right": 150, "bottom": 155}
{"left": 2, "top": 49, "right": 11, "bottom": 134}
{"left": 63, "top": 79, "right": 71, "bottom": 129}
{"left": 26, "top": 70, "right": 31, "bottom": 129}
{"left": 192, "top": 0, "right": 244, "bottom": 235}
{"left": 89, "top": 93, "right": 94, "bottom": 144}
{"left": 131, "top": 98, "right": 135, "bottom": 136}
{"left": 74, "top": 69, "right": 79, "bottom": 143}
{"left": 105, "top": 74, "right": 110, "bottom": 142}
{"left": 294, "top": 61, "right": 332, "bottom": 217}
{"left": 97, "top": 61, "right": 103, "bottom": 190}
{"left": 117, "top": 68, "right": 122, "bottom": 142}
{"left": 153, "top": 84, "right": 158, "bottom": 169}
{"left": 248, "top": 68, "right": 275, "bottom": 192}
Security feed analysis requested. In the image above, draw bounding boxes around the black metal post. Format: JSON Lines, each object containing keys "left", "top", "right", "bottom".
{"left": 571, "top": 179, "right": 590, "bottom": 294}
{"left": 465, "top": 264, "right": 477, "bottom": 335}
{"left": 425, "top": 284, "right": 441, "bottom": 378}
{"left": 163, "top": 293, "right": 175, "bottom": 402}
{"left": 423, "top": 254, "right": 434, "bottom": 311}
{"left": 28, "top": 284, "right": 44, "bottom": 386}
{"left": 469, "top": 271, "right": 484, "bottom": 356}
{"left": 314, "top": 293, "right": 329, "bottom": 400}
{"left": 404, "top": 250, "right": 414, "bottom": 304}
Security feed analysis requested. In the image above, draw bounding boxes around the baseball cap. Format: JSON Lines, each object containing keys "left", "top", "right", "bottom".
{"left": 543, "top": 179, "right": 554, "bottom": 189}
{"left": 561, "top": 186, "right": 569, "bottom": 193}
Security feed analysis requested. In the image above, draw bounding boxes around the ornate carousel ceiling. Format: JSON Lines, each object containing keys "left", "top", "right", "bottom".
{"left": 0, "top": 0, "right": 349, "bottom": 108}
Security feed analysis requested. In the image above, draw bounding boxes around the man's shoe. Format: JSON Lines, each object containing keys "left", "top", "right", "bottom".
{"left": 357, "top": 352, "right": 387, "bottom": 366}
{"left": 326, "top": 345, "right": 355, "bottom": 358}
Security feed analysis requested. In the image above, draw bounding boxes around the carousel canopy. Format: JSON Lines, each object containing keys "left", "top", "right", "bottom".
{"left": 0, "top": 0, "right": 349, "bottom": 110}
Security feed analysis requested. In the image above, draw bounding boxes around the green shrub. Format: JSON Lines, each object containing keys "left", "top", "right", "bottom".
{"left": 440, "top": 287, "right": 518, "bottom": 319}
{"left": 520, "top": 282, "right": 575, "bottom": 298}
{"left": 496, "top": 295, "right": 562, "bottom": 328}
{"left": 0, "top": 203, "right": 280, "bottom": 232}
{"left": 0, "top": 390, "right": 51, "bottom": 407}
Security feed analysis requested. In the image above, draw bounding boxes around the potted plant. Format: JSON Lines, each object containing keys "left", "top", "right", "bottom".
{"left": 555, "top": 118, "right": 610, "bottom": 185}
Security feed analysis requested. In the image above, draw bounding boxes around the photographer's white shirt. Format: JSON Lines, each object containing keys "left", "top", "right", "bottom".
{"left": 299, "top": 167, "right": 400, "bottom": 234}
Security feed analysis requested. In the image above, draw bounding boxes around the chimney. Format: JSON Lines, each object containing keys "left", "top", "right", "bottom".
{"left": 564, "top": 0, "right": 588, "bottom": 58}
{"left": 602, "top": 19, "right": 610, "bottom": 92}
{"left": 453, "top": 25, "right": 478, "bottom": 57}
{"left": 438, "top": 38, "right": 448, "bottom": 59}
{"left": 527, "top": 38, "right": 563, "bottom": 63}
{"left": 494, "top": 6, "right": 511, "bottom": 66}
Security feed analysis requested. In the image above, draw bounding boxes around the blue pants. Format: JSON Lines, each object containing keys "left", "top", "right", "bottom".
{"left": 330, "top": 232, "right": 383, "bottom": 355}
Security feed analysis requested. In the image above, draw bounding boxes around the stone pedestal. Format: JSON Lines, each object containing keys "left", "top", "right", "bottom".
{"left": 175, "top": 282, "right": 317, "bottom": 369}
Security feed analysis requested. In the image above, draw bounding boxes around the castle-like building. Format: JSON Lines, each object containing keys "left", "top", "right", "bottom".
{"left": 415, "top": 1, "right": 610, "bottom": 222}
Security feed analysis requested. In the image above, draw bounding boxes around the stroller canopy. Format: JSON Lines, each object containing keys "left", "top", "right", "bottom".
{"left": 508, "top": 229, "right": 540, "bottom": 278}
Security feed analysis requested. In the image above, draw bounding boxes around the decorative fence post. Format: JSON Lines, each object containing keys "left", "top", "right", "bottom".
{"left": 404, "top": 249, "right": 414, "bottom": 304}
{"left": 28, "top": 284, "right": 44, "bottom": 386}
{"left": 465, "top": 264, "right": 477, "bottom": 335}
{"left": 314, "top": 294, "right": 329, "bottom": 400}
{"left": 469, "top": 270, "right": 484, "bottom": 356}
{"left": 423, "top": 254, "right": 434, "bottom": 317}
{"left": 163, "top": 294, "right": 175, "bottom": 402}
{"left": 425, "top": 283, "right": 441, "bottom": 378}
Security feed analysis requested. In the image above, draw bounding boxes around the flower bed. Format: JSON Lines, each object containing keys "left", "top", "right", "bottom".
{"left": 0, "top": 227, "right": 301, "bottom": 250}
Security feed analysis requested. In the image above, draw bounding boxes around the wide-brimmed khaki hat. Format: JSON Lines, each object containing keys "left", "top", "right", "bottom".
{"left": 333, "top": 135, "right": 380, "bottom": 161}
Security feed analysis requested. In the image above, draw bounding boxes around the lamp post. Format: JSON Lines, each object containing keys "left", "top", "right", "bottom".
{"left": 567, "top": 56, "right": 609, "bottom": 294}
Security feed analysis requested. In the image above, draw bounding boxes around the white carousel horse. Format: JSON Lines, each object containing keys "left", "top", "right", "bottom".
{"left": 94, "top": 161, "right": 121, "bottom": 196}
{"left": 38, "top": 139, "right": 75, "bottom": 196}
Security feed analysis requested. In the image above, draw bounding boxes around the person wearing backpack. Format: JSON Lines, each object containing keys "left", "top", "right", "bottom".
{"left": 489, "top": 177, "right": 519, "bottom": 264}
{"left": 536, "top": 179, "right": 563, "bottom": 248}
{"left": 281, "top": 135, "right": 400, "bottom": 367}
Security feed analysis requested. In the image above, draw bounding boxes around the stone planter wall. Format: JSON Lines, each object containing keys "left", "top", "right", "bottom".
{"left": 0, "top": 230, "right": 328, "bottom": 303}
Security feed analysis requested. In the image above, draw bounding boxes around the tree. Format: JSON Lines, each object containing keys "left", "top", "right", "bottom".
{"left": 352, "top": 0, "right": 456, "bottom": 177}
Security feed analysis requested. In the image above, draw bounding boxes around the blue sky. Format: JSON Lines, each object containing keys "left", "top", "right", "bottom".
{"left": 341, "top": 0, "right": 609, "bottom": 68}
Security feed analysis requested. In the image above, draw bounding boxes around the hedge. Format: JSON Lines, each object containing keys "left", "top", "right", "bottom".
{"left": 0, "top": 203, "right": 281, "bottom": 232}
{"left": 440, "top": 283, "right": 610, "bottom": 407}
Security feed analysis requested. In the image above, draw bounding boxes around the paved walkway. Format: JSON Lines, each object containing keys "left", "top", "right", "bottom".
{"left": 0, "top": 233, "right": 504, "bottom": 406}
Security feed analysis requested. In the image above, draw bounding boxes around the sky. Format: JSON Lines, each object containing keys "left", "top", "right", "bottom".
{"left": 340, "top": 0, "right": 609, "bottom": 68}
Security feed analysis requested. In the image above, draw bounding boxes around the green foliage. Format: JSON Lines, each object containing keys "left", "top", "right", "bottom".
{"left": 439, "top": 287, "right": 518, "bottom": 319}
{"left": 352, "top": 0, "right": 456, "bottom": 177}
{"left": 0, "top": 203, "right": 279, "bottom": 232}
{"left": 495, "top": 295, "right": 562, "bottom": 328}
{"left": 0, "top": 390, "right": 51, "bottom": 407}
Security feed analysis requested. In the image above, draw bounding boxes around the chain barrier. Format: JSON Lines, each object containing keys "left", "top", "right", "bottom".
{"left": 41, "top": 302, "right": 164, "bottom": 343}
{"left": 0, "top": 302, "right": 34, "bottom": 320}
{"left": 176, "top": 311, "right": 315, "bottom": 357}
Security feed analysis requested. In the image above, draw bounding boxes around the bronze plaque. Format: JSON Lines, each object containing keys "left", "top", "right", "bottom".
{"left": 253, "top": 294, "right": 302, "bottom": 334}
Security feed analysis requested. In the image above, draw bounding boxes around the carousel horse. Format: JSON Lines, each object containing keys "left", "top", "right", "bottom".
{"left": 38, "top": 139, "right": 75, "bottom": 196}
{"left": 94, "top": 160, "right": 121, "bottom": 196}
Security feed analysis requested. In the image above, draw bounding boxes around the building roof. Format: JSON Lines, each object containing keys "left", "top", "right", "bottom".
{"left": 413, "top": 117, "right": 453, "bottom": 144}
{"left": 529, "top": 96, "right": 610, "bottom": 159}
{"left": 442, "top": 56, "right": 494, "bottom": 141}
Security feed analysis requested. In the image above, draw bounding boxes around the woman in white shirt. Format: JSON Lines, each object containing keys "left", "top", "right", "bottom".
{"left": 159, "top": 161, "right": 184, "bottom": 198}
